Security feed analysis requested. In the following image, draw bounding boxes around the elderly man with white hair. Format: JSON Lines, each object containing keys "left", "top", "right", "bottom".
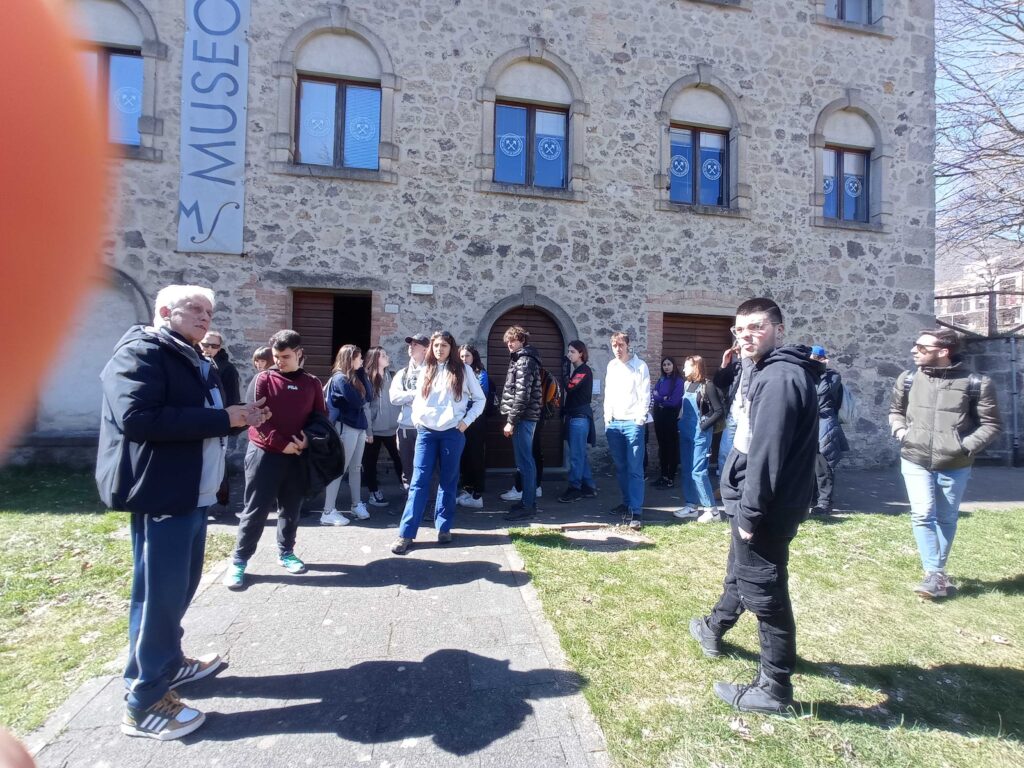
{"left": 96, "top": 284, "right": 269, "bottom": 741}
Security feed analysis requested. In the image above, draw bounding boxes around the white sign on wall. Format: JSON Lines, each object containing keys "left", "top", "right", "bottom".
{"left": 176, "top": 0, "right": 250, "bottom": 254}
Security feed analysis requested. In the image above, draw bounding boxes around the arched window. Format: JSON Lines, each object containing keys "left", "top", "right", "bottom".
{"left": 271, "top": 5, "right": 400, "bottom": 183}
{"left": 72, "top": 0, "right": 166, "bottom": 160}
{"left": 656, "top": 66, "right": 750, "bottom": 216}
{"left": 811, "top": 90, "right": 891, "bottom": 231}
{"left": 476, "top": 38, "right": 589, "bottom": 202}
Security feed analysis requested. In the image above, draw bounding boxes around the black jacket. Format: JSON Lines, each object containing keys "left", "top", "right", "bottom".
{"left": 721, "top": 345, "right": 822, "bottom": 538}
{"left": 562, "top": 363, "right": 597, "bottom": 446}
{"left": 712, "top": 357, "right": 749, "bottom": 413}
{"left": 697, "top": 380, "right": 725, "bottom": 432}
{"left": 303, "top": 411, "right": 346, "bottom": 497}
{"left": 500, "top": 344, "right": 543, "bottom": 425}
{"left": 96, "top": 326, "right": 233, "bottom": 516}
{"left": 212, "top": 349, "right": 241, "bottom": 406}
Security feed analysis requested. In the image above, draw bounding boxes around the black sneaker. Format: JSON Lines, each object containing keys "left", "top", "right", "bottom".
{"left": 437, "top": 531, "right": 453, "bottom": 544}
{"left": 662, "top": 478, "right": 675, "bottom": 488}
{"left": 609, "top": 503, "right": 627, "bottom": 516}
{"left": 558, "top": 487, "right": 582, "bottom": 503}
{"left": 713, "top": 672, "right": 794, "bottom": 716}
{"left": 689, "top": 616, "right": 723, "bottom": 658}
{"left": 504, "top": 506, "right": 536, "bottom": 522}
{"left": 122, "top": 691, "right": 205, "bottom": 740}
{"left": 652, "top": 476, "right": 668, "bottom": 488}
{"left": 580, "top": 485, "right": 598, "bottom": 498}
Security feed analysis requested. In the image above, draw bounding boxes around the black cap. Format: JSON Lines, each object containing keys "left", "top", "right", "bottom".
{"left": 405, "top": 333, "right": 429, "bottom": 346}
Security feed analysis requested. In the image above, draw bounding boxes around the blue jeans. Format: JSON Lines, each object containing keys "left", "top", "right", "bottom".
{"left": 900, "top": 459, "right": 971, "bottom": 573}
{"left": 679, "top": 421, "right": 716, "bottom": 508}
{"left": 566, "top": 416, "right": 594, "bottom": 490}
{"left": 125, "top": 507, "right": 207, "bottom": 710}
{"left": 512, "top": 420, "right": 538, "bottom": 507}
{"left": 717, "top": 414, "right": 737, "bottom": 476}
{"left": 399, "top": 426, "right": 465, "bottom": 539}
{"left": 606, "top": 420, "right": 645, "bottom": 516}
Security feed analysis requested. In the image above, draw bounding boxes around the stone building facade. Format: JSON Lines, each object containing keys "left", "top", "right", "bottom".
{"left": 25, "top": 0, "right": 937, "bottom": 470}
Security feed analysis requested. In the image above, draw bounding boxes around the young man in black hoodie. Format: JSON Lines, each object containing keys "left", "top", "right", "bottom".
{"left": 688, "top": 298, "right": 822, "bottom": 714}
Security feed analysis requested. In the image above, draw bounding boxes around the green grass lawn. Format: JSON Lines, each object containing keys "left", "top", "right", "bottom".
{"left": 512, "top": 510, "right": 1024, "bottom": 768}
{"left": 0, "top": 467, "right": 233, "bottom": 737}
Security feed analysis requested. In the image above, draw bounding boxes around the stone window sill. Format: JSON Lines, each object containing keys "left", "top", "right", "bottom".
{"left": 475, "top": 180, "right": 588, "bottom": 203}
{"left": 812, "top": 15, "right": 893, "bottom": 39}
{"left": 684, "top": 0, "right": 752, "bottom": 9}
{"left": 811, "top": 216, "right": 888, "bottom": 233}
{"left": 656, "top": 200, "right": 749, "bottom": 219}
{"left": 113, "top": 144, "right": 162, "bottom": 162}
{"left": 270, "top": 162, "right": 397, "bottom": 184}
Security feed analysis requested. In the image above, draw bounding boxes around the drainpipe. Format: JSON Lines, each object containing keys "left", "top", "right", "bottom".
{"left": 1011, "top": 335, "right": 1020, "bottom": 467}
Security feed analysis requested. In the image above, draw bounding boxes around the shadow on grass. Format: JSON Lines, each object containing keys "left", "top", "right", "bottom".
{"left": 808, "top": 661, "right": 1023, "bottom": 741}
{"left": 952, "top": 573, "right": 1024, "bottom": 598}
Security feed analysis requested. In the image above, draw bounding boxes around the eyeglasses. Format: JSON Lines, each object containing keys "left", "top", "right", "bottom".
{"left": 913, "top": 343, "right": 942, "bottom": 353}
{"left": 200, "top": 342, "right": 221, "bottom": 349}
{"left": 730, "top": 322, "right": 779, "bottom": 338}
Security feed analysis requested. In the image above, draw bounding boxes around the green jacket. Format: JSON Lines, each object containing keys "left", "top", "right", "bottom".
{"left": 888, "top": 363, "right": 1002, "bottom": 471}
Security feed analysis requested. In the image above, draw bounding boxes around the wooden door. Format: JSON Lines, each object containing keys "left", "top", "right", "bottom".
{"left": 485, "top": 307, "right": 566, "bottom": 469}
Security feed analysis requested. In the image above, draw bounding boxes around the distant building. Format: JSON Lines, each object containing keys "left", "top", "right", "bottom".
{"left": 936, "top": 269, "right": 1024, "bottom": 337}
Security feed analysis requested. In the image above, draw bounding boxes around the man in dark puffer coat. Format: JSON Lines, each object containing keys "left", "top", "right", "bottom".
{"left": 809, "top": 345, "right": 849, "bottom": 515}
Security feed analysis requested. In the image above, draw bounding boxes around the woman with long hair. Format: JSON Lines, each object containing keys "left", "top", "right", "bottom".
{"left": 361, "top": 346, "right": 404, "bottom": 510}
{"left": 456, "top": 344, "right": 490, "bottom": 509}
{"left": 391, "top": 331, "right": 485, "bottom": 554}
{"left": 651, "top": 356, "right": 684, "bottom": 487}
{"left": 674, "top": 355, "right": 724, "bottom": 522}
{"left": 557, "top": 340, "right": 598, "bottom": 502}
{"left": 320, "top": 344, "right": 374, "bottom": 526}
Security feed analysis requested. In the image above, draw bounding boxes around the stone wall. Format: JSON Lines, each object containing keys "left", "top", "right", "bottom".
{"left": 25, "top": 0, "right": 937, "bottom": 469}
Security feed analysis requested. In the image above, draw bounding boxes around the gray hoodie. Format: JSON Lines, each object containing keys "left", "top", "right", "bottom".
{"left": 369, "top": 369, "right": 402, "bottom": 436}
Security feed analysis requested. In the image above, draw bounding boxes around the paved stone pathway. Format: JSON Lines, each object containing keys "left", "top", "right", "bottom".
{"left": 27, "top": 465, "right": 1024, "bottom": 766}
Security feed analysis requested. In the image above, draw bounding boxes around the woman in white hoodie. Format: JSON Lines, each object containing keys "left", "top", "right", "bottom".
{"left": 391, "top": 331, "right": 485, "bottom": 554}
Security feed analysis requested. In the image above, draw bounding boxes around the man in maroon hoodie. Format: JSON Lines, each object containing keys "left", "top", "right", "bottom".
{"left": 224, "top": 330, "right": 326, "bottom": 590}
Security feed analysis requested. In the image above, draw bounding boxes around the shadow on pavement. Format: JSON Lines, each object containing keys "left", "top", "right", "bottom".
{"left": 243, "top": 554, "right": 528, "bottom": 591}
{"left": 185, "top": 649, "right": 586, "bottom": 755}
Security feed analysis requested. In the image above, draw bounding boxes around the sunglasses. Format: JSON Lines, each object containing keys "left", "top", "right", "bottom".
{"left": 913, "top": 343, "right": 943, "bottom": 353}
{"left": 200, "top": 342, "right": 221, "bottom": 349}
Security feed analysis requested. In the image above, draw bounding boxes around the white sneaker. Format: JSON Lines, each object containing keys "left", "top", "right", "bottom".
{"left": 673, "top": 506, "right": 698, "bottom": 519}
{"left": 456, "top": 491, "right": 472, "bottom": 506}
{"left": 500, "top": 487, "right": 522, "bottom": 501}
{"left": 461, "top": 495, "right": 484, "bottom": 509}
{"left": 368, "top": 490, "right": 388, "bottom": 507}
{"left": 320, "top": 510, "right": 350, "bottom": 527}
{"left": 350, "top": 502, "right": 370, "bottom": 520}
{"left": 696, "top": 507, "right": 721, "bottom": 523}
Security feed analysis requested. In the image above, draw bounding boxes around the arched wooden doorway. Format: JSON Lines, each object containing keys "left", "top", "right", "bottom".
{"left": 485, "top": 306, "right": 566, "bottom": 470}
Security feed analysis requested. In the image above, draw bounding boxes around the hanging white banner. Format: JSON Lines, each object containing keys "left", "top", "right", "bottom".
{"left": 176, "top": 0, "right": 250, "bottom": 254}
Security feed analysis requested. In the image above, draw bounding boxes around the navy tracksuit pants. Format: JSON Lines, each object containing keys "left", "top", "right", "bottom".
{"left": 124, "top": 507, "right": 207, "bottom": 710}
